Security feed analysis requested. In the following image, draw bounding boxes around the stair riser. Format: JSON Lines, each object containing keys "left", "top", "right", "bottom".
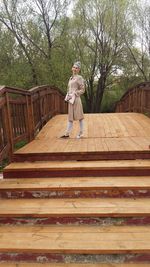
{"left": 3, "top": 169, "right": 150, "bottom": 179}
{"left": 13, "top": 151, "right": 150, "bottom": 162}
{"left": 1, "top": 189, "right": 150, "bottom": 199}
{"left": 0, "top": 217, "right": 150, "bottom": 226}
{"left": 0, "top": 252, "right": 150, "bottom": 264}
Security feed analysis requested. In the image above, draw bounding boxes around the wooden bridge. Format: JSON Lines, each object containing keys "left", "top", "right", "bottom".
{"left": 0, "top": 82, "right": 150, "bottom": 266}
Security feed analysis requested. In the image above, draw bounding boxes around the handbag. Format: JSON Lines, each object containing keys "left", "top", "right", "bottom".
{"left": 65, "top": 93, "right": 75, "bottom": 104}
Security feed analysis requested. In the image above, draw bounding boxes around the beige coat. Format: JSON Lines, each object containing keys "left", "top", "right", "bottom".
{"left": 67, "top": 75, "right": 85, "bottom": 121}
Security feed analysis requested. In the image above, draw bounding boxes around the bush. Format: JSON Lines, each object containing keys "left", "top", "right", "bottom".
{"left": 101, "top": 86, "right": 123, "bottom": 113}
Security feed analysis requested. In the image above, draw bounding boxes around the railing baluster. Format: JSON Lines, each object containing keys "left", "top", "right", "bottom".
{"left": 115, "top": 82, "right": 150, "bottom": 115}
{"left": 5, "top": 91, "right": 14, "bottom": 161}
{"left": 0, "top": 85, "right": 67, "bottom": 164}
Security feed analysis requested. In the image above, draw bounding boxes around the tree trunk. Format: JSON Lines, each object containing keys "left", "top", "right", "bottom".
{"left": 94, "top": 73, "right": 107, "bottom": 113}
{"left": 84, "top": 77, "right": 96, "bottom": 113}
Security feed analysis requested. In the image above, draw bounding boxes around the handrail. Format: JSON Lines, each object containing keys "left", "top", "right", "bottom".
{"left": 0, "top": 85, "right": 30, "bottom": 95}
{"left": 115, "top": 82, "right": 150, "bottom": 115}
{"left": 0, "top": 85, "right": 67, "bottom": 164}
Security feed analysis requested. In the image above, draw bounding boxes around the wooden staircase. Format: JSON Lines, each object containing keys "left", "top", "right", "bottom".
{"left": 1, "top": 160, "right": 150, "bottom": 265}
{"left": 0, "top": 113, "right": 150, "bottom": 266}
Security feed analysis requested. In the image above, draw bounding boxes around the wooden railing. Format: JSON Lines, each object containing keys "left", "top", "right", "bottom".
{"left": 0, "top": 85, "right": 67, "bottom": 163}
{"left": 115, "top": 82, "right": 150, "bottom": 115}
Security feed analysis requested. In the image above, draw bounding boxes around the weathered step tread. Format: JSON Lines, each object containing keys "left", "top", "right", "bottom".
{"left": 1, "top": 176, "right": 150, "bottom": 190}
{"left": 1, "top": 198, "right": 150, "bottom": 217}
{"left": 0, "top": 263, "right": 150, "bottom": 267}
{"left": 4, "top": 160, "right": 150, "bottom": 171}
{"left": 0, "top": 225, "right": 150, "bottom": 253}
{"left": 1, "top": 264, "right": 150, "bottom": 267}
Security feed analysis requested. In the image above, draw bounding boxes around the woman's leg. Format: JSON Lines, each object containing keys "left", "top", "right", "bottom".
{"left": 79, "top": 119, "right": 84, "bottom": 133}
{"left": 60, "top": 120, "right": 73, "bottom": 138}
{"left": 77, "top": 119, "right": 84, "bottom": 138}
{"left": 66, "top": 120, "right": 73, "bottom": 135}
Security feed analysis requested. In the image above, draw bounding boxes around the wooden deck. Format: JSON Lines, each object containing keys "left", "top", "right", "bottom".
{"left": 13, "top": 113, "right": 150, "bottom": 161}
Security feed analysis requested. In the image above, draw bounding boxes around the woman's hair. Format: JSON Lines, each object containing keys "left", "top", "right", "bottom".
{"left": 73, "top": 61, "right": 81, "bottom": 69}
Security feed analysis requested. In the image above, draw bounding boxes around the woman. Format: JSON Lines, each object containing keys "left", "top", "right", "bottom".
{"left": 61, "top": 61, "right": 85, "bottom": 139}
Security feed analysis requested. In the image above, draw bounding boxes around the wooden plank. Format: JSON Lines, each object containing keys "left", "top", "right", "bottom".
{"left": 130, "top": 113, "right": 150, "bottom": 137}
{"left": 4, "top": 160, "right": 150, "bottom": 171}
{"left": 104, "top": 138, "right": 125, "bottom": 152}
{"left": 0, "top": 176, "right": 150, "bottom": 190}
{"left": 96, "top": 114, "right": 106, "bottom": 137}
{"left": 117, "top": 113, "right": 140, "bottom": 137}
{"left": 0, "top": 263, "right": 149, "bottom": 267}
{"left": 1, "top": 198, "right": 150, "bottom": 217}
{"left": 122, "top": 137, "right": 142, "bottom": 151}
{"left": 101, "top": 114, "right": 112, "bottom": 138}
{"left": 128, "top": 114, "right": 148, "bottom": 137}
{"left": 109, "top": 114, "right": 129, "bottom": 137}
{"left": 1, "top": 225, "right": 150, "bottom": 233}
{"left": 0, "top": 225, "right": 150, "bottom": 254}
{"left": 105, "top": 114, "right": 116, "bottom": 137}
{"left": 13, "top": 150, "right": 150, "bottom": 162}
{"left": 4, "top": 159, "right": 150, "bottom": 178}
{"left": 130, "top": 137, "right": 150, "bottom": 150}
{"left": 134, "top": 113, "right": 150, "bottom": 134}
{"left": 87, "top": 138, "right": 97, "bottom": 152}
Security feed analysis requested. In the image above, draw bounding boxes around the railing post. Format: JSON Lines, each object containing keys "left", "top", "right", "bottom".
{"left": 26, "top": 94, "right": 35, "bottom": 141}
{"left": 5, "top": 91, "right": 14, "bottom": 161}
{"left": 129, "top": 92, "right": 131, "bottom": 111}
{"left": 136, "top": 88, "right": 138, "bottom": 112}
{"left": 133, "top": 89, "right": 135, "bottom": 112}
{"left": 141, "top": 89, "right": 144, "bottom": 113}
{"left": 39, "top": 90, "right": 43, "bottom": 127}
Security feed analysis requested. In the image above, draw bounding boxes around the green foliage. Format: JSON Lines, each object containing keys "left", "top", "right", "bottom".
{"left": 0, "top": 0, "right": 149, "bottom": 112}
{"left": 101, "top": 82, "right": 124, "bottom": 113}
{"left": 0, "top": 159, "right": 8, "bottom": 172}
{"left": 0, "top": 28, "right": 34, "bottom": 88}
{"left": 14, "top": 140, "right": 28, "bottom": 151}
{"left": 0, "top": 140, "right": 28, "bottom": 171}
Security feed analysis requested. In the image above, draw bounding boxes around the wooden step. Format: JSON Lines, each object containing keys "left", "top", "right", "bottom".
{"left": 0, "top": 225, "right": 150, "bottom": 254}
{"left": 1, "top": 176, "right": 150, "bottom": 199}
{"left": 0, "top": 198, "right": 150, "bottom": 217}
{"left": 3, "top": 160, "right": 150, "bottom": 178}
{"left": 1, "top": 176, "right": 150, "bottom": 190}
{"left": 0, "top": 263, "right": 150, "bottom": 267}
{"left": 13, "top": 150, "right": 150, "bottom": 162}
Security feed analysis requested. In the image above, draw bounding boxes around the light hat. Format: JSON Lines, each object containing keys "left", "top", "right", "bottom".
{"left": 73, "top": 61, "right": 81, "bottom": 69}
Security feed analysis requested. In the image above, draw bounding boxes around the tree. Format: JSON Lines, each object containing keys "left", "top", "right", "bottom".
{"left": 0, "top": 0, "right": 39, "bottom": 85}
{"left": 71, "top": 0, "right": 133, "bottom": 112}
{"left": 0, "top": 0, "right": 70, "bottom": 86}
{"left": 123, "top": 0, "right": 150, "bottom": 81}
